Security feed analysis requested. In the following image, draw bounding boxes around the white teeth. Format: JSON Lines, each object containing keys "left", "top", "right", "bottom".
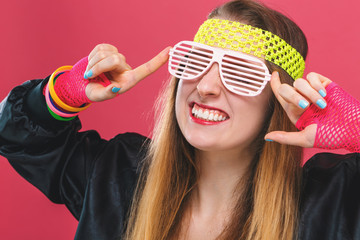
{"left": 209, "top": 112, "right": 214, "bottom": 121}
{"left": 204, "top": 110, "right": 209, "bottom": 119}
{"left": 198, "top": 109, "right": 203, "bottom": 118}
{"left": 191, "top": 104, "right": 228, "bottom": 122}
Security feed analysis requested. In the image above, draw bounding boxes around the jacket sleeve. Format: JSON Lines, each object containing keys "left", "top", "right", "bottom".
{"left": 299, "top": 152, "right": 360, "bottom": 239}
{"left": 0, "top": 77, "right": 147, "bottom": 221}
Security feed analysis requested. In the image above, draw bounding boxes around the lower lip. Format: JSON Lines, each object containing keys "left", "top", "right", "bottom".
{"left": 189, "top": 107, "right": 228, "bottom": 125}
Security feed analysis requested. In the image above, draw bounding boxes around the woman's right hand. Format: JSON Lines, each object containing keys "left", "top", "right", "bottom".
{"left": 84, "top": 44, "right": 171, "bottom": 102}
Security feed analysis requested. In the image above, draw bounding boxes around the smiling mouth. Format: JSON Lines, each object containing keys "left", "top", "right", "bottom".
{"left": 191, "top": 103, "right": 229, "bottom": 123}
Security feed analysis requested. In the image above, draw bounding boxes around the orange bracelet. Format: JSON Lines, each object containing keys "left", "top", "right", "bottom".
{"left": 48, "top": 65, "right": 92, "bottom": 112}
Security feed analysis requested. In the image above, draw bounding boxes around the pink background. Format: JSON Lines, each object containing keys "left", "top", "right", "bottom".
{"left": 0, "top": 0, "right": 359, "bottom": 239}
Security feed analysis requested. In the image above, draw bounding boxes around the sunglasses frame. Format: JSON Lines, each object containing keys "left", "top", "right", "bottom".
{"left": 168, "top": 41, "right": 272, "bottom": 97}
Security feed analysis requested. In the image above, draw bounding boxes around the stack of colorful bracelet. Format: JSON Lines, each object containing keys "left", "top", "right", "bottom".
{"left": 44, "top": 65, "right": 92, "bottom": 121}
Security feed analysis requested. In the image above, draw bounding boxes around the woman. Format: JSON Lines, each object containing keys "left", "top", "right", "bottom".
{"left": 0, "top": 0, "right": 359, "bottom": 239}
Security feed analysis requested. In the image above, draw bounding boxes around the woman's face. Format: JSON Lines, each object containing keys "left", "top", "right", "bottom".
{"left": 175, "top": 62, "right": 273, "bottom": 155}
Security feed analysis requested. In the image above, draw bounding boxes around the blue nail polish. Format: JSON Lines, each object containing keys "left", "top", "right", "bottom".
{"left": 319, "top": 89, "right": 326, "bottom": 98}
{"left": 84, "top": 72, "right": 88, "bottom": 79}
{"left": 299, "top": 99, "right": 309, "bottom": 109}
{"left": 112, "top": 87, "right": 121, "bottom": 93}
{"left": 316, "top": 99, "right": 327, "bottom": 109}
{"left": 86, "top": 69, "right": 93, "bottom": 78}
{"left": 265, "top": 139, "right": 273, "bottom": 142}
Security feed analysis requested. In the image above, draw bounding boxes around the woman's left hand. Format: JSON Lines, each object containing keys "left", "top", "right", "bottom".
{"left": 264, "top": 72, "right": 332, "bottom": 147}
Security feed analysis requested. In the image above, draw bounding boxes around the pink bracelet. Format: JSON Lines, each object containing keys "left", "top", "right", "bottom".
{"left": 45, "top": 83, "right": 79, "bottom": 118}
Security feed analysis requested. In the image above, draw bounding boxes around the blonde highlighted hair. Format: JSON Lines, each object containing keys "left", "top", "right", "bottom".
{"left": 125, "top": 0, "right": 307, "bottom": 239}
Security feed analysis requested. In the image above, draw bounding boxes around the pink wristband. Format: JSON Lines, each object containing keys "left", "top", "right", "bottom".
{"left": 45, "top": 83, "right": 79, "bottom": 118}
{"left": 53, "top": 57, "right": 111, "bottom": 107}
{"left": 296, "top": 82, "right": 360, "bottom": 152}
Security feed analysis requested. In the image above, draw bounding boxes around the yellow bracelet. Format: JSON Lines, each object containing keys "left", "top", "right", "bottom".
{"left": 48, "top": 65, "right": 92, "bottom": 112}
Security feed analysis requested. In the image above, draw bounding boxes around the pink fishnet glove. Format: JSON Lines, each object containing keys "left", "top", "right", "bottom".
{"left": 296, "top": 82, "right": 360, "bottom": 152}
{"left": 53, "top": 57, "right": 111, "bottom": 107}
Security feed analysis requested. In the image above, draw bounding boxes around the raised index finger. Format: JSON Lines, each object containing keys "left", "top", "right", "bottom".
{"left": 129, "top": 46, "right": 171, "bottom": 83}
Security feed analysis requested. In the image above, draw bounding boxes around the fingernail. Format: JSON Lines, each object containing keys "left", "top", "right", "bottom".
{"left": 316, "top": 99, "right": 327, "bottom": 109}
{"left": 84, "top": 70, "right": 93, "bottom": 79}
{"left": 86, "top": 69, "right": 93, "bottom": 78}
{"left": 319, "top": 89, "right": 326, "bottom": 98}
{"left": 265, "top": 139, "right": 274, "bottom": 142}
{"left": 299, "top": 99, "right": 309, "bottom": 109}
{"left": 112, "top": 87, "right": 121, "bottom": 93}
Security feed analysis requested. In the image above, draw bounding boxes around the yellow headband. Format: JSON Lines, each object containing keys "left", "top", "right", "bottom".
{"left": 194, "top": 19, "right": 305, "bottom": 80}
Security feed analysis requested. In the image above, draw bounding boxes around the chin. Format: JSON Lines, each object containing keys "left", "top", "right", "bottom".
{"left": 185, "top": 133, "right": 239, "bottom": 153}
{"left": 183, "top": 131, "right": 252, "bottom": 155}
{"left": 183, "top": 134, "right": 218, "bottom": 151}
{"left": 190, "top": 143, "right": 219, "bottom": 152}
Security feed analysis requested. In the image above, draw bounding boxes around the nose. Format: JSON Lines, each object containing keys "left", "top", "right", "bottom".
{"left": 196, "top": 63, "right": 222, "bottom": 99}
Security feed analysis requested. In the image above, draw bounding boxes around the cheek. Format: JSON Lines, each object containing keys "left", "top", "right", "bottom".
{"left": 232, "top": 88, "right": 273, "bottom": 139}
{"left": 175, "top": 80, "right": 183, "bottom": 112}
{"left": 234, "top": 106, "right": 265, "bottom": 140}
{"left": 175, "top": 79, "right": 197, "bottom": 111}
{"left": 175, "top": 80, "right": 189, "bottom": 126}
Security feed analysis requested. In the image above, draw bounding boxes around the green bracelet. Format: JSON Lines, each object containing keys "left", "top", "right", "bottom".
{"left": 46, "top": 104, "right": 76, "bottom": 121}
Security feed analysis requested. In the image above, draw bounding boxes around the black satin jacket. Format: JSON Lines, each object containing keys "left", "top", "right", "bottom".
{"left": 1, "top": 79, "right": 360, "bottom": 240}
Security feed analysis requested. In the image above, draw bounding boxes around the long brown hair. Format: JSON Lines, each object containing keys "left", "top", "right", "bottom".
{"left": 125, "top": 0, "right": 308, "bottom": 239}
